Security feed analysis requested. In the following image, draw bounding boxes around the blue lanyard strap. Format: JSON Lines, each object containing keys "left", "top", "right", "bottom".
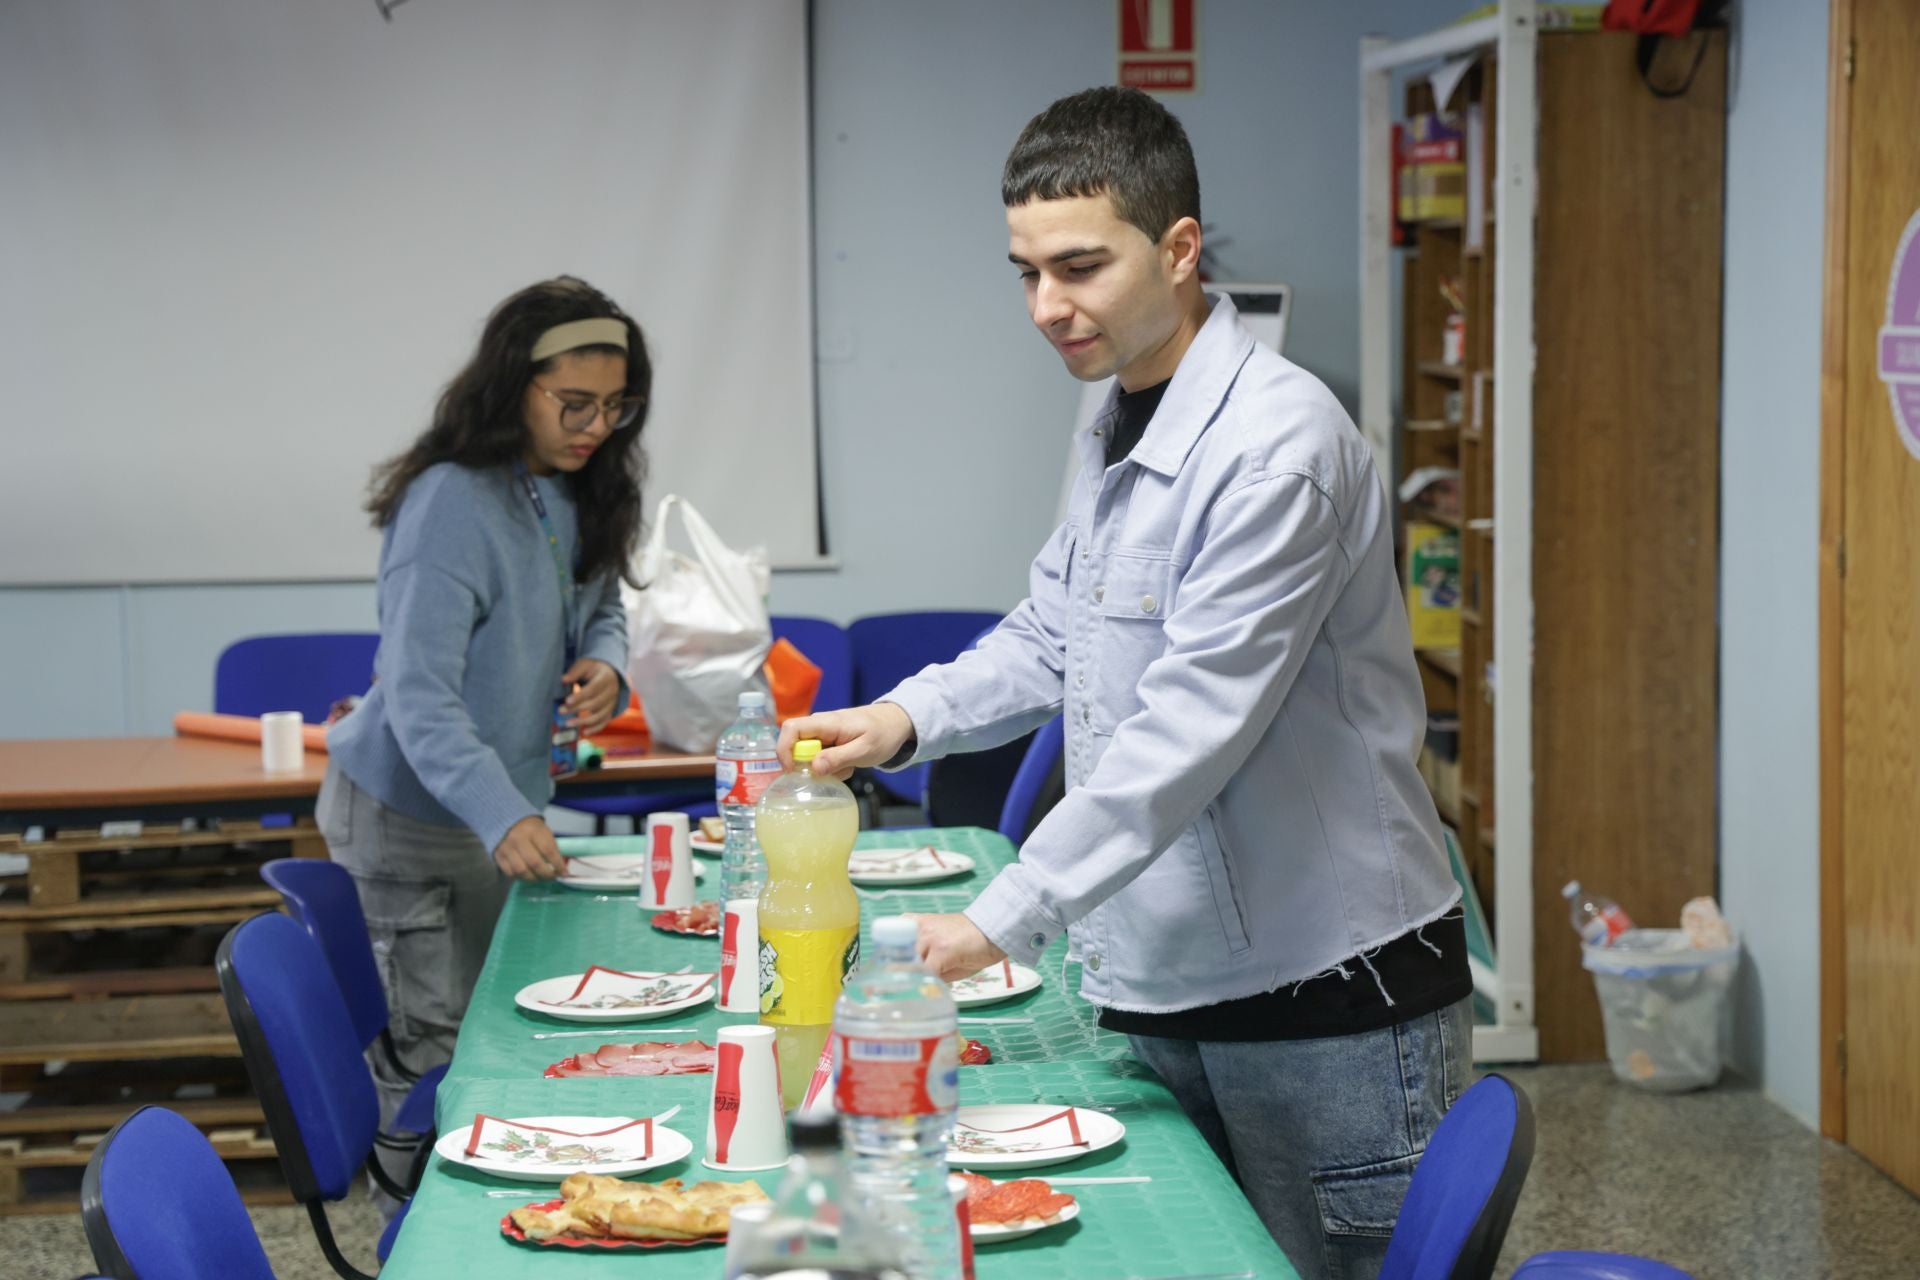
{"left": 513, "top": 462, "right": 579, "bottom": 666}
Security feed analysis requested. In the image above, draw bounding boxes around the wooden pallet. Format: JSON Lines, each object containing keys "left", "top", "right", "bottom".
{"left": 0, "top": 993, "right": 239, "bottom": 1066}
{"left": 0, "top": 817, "right": 322, "bottom": 912}
{"left": 0, "top": 821, "right": 328, "bottom": 1211}
{"left": 0, "top": 1102, "right": 286, "bottom": 1213}
{"left": 0, "top": 1058, "right": 298, "bottom": 1210}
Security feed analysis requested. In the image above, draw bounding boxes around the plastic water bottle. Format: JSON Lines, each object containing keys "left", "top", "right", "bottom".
{"left": 1564, "top": 880, "right": 1635, "bottom": 948}
{"left": 716, "top": 690, "right": 780, "bottom": 905}
{"left": 727, "top": 1115, "right": 909, "bottom": 1280}
{"left": 834, "top": 916, "right": 962, "bottom": 1280}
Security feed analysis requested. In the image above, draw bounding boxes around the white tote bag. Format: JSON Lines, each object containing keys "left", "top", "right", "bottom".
{"left": 623, "top": 495, "right": 772, "bottom": 752}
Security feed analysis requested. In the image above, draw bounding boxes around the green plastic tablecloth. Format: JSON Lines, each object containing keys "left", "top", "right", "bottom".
{"left": 379, "top": 826, "right": 1298, "bottom": 1278}
{"left": 386, "top": 1064, "right": 1294, "bottom": 1278}
{"left": 442, "top": 829, "right": 1128, "bottom": 1087}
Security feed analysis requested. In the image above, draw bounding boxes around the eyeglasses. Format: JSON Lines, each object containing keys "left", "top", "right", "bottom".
{"left": 531, "top": 381, "right": 646, "bottom": 434}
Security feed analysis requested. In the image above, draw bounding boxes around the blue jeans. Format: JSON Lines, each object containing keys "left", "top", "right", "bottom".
{"left": 1126, "top": 997, "right": 1472, "bottom": 1280}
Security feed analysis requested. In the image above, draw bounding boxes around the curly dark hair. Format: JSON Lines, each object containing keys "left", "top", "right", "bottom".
{"left": 367, "top": 276, "right": 650, "bottom": 586}
{"left": 1002, "top": 85, "right": 1200, "bottom": 243}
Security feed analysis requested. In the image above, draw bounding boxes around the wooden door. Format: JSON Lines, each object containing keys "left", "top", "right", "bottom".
{"left": 1821, "top": 0, "right": 1920, "bottom": 1197}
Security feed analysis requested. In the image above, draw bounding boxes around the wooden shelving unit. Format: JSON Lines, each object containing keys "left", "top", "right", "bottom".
{"left": 1362, "top": 3, "right": 1724, "bottom": 1063}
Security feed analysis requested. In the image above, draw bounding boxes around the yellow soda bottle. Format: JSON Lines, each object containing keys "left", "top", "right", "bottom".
{"left": 755, "top": 738, "right": 861, "bottom": 1108}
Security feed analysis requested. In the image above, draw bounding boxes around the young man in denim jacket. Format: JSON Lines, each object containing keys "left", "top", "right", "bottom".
{"left": 781, "top": 87, "right": 1471, "bottom": 1280}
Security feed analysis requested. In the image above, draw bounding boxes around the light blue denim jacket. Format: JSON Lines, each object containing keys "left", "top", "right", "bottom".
{"left": 884, "top": 296, "right": 1460, "bottom": 1013}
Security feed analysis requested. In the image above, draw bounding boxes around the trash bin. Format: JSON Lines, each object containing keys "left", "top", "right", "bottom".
{"left": 1582, "top": 928, "right": 1739, "bottom": 1092}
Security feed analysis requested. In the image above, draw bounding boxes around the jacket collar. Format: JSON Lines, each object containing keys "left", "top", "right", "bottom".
{"left": 1083, "top": 292, "right": 1257, "bottom": 480}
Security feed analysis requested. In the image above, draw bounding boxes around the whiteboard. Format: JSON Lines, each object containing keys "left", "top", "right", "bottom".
{"left": 0, "top": 0, "right": 818, "bottom": 584}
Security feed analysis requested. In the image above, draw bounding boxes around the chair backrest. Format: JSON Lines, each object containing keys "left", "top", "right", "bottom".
{"left": 214, "top": 632, "right": 380, "bottom": 724}
{"left": 260, "top": 858, "right": 388, "bottom": 1051}
{"left": 997, "top": 715, "right": 1065, "bottom": 842}
{"left": 848, "top": 611, "right": 1003, "bottom": 803}
{"left": 1380, "top": 1072, "right": 1536, "bottom": 1280}
{"left": 770, "top": 615, "right": 854, "bottom": 712}
{"left": 82, "top": 1105, "right": 276, "bottom": 1280}
{"left": 217, "top": 912, "right": 382, "bottom": 1204}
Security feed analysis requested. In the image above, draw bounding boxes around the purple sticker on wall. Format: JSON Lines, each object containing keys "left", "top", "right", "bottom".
{"left": 1876, "top": 208, "right": 1920, "bottom": 461}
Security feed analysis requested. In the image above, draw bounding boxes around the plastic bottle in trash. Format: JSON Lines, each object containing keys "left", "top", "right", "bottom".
{"left": 1563, "top": 880, "right": 1635, "bottom": 947}
{"left": 726, "top": 1115, "right": 909, "bottom": 1280}
{"left": 716, "top": 691, "right": 780, "bottom": 905}
{"left": 757, "top": 739, "right": 861, "bottom": 1108}
{"left": 834, "top": 915, "right": 963, "bottom": 1280}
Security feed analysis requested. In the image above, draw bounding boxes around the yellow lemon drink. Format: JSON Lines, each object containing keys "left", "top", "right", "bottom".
{"left": 755, "top": 738, "right": 861, "bottom": 1108}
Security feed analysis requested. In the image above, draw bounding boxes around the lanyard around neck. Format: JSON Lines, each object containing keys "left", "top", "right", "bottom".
{"left": 513, "top": 461, "right": 579, "bottom": 666}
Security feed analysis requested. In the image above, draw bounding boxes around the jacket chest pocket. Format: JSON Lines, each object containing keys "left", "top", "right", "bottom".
{"left": 1089, "top": 553, "right": 1173, "bottom": 733}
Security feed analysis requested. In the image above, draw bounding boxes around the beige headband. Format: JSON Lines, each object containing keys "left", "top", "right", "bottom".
{"left": 529, "top": 317, "right": 629, "bottom": 362}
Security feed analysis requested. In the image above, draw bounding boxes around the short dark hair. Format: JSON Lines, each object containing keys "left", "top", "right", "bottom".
{"left": 1002, "top": 86, "right": 1200, "bottom": 243}
{"left": 367, "top": 276, "right": 651, "bottom": 587}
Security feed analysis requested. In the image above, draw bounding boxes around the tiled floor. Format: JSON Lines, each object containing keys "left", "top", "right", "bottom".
{"left": 9, "top": 1064, "right": 1918, "bottom": 1279}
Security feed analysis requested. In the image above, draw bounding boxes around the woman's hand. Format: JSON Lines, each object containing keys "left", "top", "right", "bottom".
{"left": 561, "top": 658, "right": 623, "bottom": 737}
{"left": 494, "top": 816, "right": 567, "bottom": 880}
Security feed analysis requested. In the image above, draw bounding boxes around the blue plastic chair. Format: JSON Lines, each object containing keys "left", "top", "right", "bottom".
{"left": 214, "top": 633, "right": 380, "bottom": 724}
{"left": 81, "top": 1105, "right": 275, "bottom": 1280}
{"left": 997, "top": 714, "right": 1065, "bottom": 842}
{"left": 1378, "top": 1073, "right": 1536, "bottom": 1280}
{"left": 1512, "top": 1253, "right": 1694, "bottom": 1279}
{"left": 848, "top": 611, "right": 1003, "bottom": 806}
{"left": 770, "top": 614, "right": 854, "bottom": 712}
{"left": 217, "top": 912, "right": 413, "bottom": 1280}
{"left": 260, "top": 859, "right": 443, "bottom": 1138}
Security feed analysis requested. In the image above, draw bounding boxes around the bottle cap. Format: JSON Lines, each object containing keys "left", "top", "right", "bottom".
{"left": 873, "top": 916, "right": 918, "bottom": 948}
{"left": 792, "top": 739, "right": 823, "bottom": 765}
{"left": 1561, "top": 881, "right": 1580, "bottom": 900}
{"left": 739, "top": 690, "right": 770, "bottom": 712}
{"left": 788, "top": 1114, "right": 838, "bottom": 1151}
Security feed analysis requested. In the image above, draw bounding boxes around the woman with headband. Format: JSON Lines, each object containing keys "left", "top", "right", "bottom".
{"left": 320, "top": 276, "right": 650, "bottom": 1184}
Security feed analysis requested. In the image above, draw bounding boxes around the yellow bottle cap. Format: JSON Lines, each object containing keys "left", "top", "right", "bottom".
{"left": 792, "top": 738, "right": 823, "bottom": 765}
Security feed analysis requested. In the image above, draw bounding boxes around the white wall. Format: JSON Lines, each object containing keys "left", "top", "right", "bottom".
{"left": 773, "top": 0, "right": 1452, "bottom": 621}
{"left": 1, "top": 0, "right": 1448, "bottom": 735}
{"left": 1717, "top": 0, "right": 1827, "bottom": 1128}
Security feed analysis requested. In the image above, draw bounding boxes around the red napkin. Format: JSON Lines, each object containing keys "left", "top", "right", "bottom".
{"left": 541, "top": 965, "right": 715, "bottom": 1005}
{"left": 956, "top": 1108, "right": 1087, "bottom": 1149}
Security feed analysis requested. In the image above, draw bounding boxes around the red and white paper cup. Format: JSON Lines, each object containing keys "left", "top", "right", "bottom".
{"left": 704, "top": 1025, "right": 788, "bottom": 1171}
{"left": 950, "top": 1173, "right": 977, "bottom": 1280}
{"left": 719, "top": 898, "right": 760, "bottom": 1013}
{"left": 639, "top": 812, "right": 695, "bottom": 910}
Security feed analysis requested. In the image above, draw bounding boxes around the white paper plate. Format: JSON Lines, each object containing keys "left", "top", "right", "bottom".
{"left": 690, "top": 836, "right": 725, "bottom": 857}
{"left": 949, "top": 962, "right": 1043, "bottom": 1009}
{"left": 947, "top": 1105, "right": 1125, "bottom": 1171}
{"left": 514, "top": 970, "right": 718, "bottom": 1023}
{"left": 557, "top": 855, "right": 706, "bottom": 892}
{"left": 846, "top": 847, "right": 976, "bottom": 885}
{"left": 970, "top": 1198, "right": 1081, "bottom": 1243}
{"left": 435, "top": 1115, "right": 692, "bottom": 1182}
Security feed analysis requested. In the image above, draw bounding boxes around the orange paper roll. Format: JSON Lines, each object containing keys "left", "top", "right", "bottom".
{"left": 173, "top": 711, "right": 330, "bottom": 753}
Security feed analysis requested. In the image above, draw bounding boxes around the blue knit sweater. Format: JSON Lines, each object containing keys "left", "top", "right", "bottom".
{"left": 328, "top": 462, "right": 630, "bottom": 852}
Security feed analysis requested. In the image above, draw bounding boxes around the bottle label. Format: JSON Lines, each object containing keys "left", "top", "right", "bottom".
{"left": 716, "top": 755, "right": 782, "bottom": 806}
{"left": 757, "top": 926, "right": 859, "bottom": 1023}
{"left": 835, "top": 1032, "right": 959, "bottom": 1117}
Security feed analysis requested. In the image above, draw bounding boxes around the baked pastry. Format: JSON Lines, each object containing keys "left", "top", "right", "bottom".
{"left": 509, "top": 1174, "right": 768, "bottom": 1243}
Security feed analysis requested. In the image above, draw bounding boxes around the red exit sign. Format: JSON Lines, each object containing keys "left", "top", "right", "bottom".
{"left": 1118, "top": 0, "right": 1197, "bottom": 94}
